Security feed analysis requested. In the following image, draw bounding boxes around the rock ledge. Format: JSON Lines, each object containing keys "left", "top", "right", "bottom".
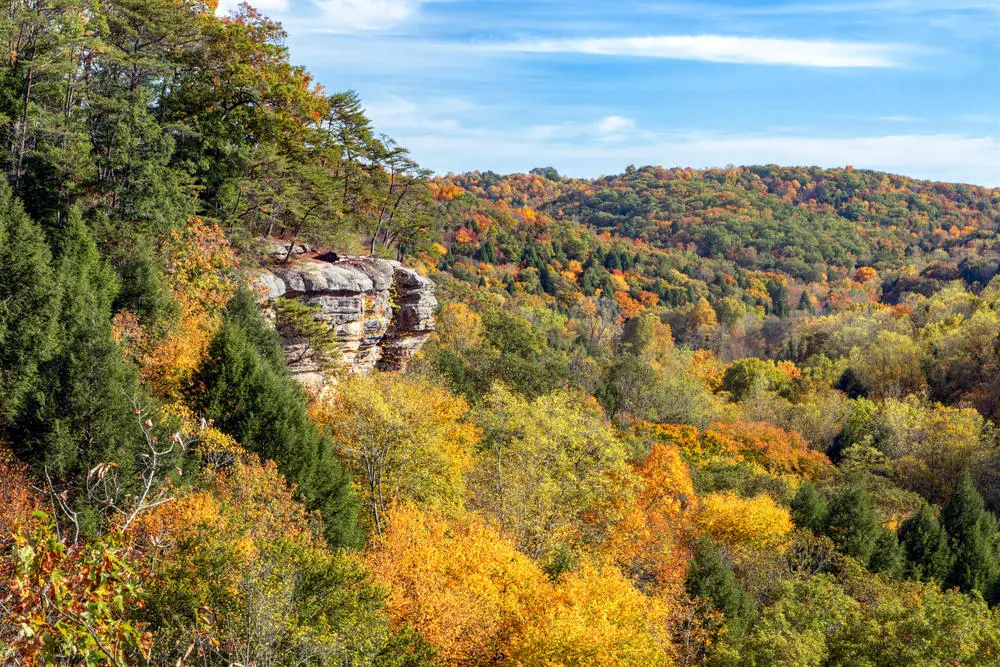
{"left": 255, "top": 254, "right": 436, "bottom": 387}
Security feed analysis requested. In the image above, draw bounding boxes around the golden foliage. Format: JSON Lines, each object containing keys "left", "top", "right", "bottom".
{"left": 366, "top": 504, "right": 545, "bottom": 665}
{"left": 313, "top": 373, "right": 478, "bottom": 533}
{"left": 513, "top": 560, "right": 676, "bottom": 666}
{"left": 697, "top": 492, "right": 794, "bottom": 551}
{"left": 114, "top": 218, "right": 238, "bottom": 397}
{"left": 434, "top": 301, "right": 484, "bottom": 354}
{"left": 367, "top": 505, "right": 677, "bottom": 666}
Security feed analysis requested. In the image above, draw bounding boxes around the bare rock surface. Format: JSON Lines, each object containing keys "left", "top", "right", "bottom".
{"left": 254, "top": 250, "right": 436, "bottom": 387}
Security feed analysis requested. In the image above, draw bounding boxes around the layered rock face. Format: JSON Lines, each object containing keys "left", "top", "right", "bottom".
{"left": 255, "top": 255, "right": 436, "bottom": 387}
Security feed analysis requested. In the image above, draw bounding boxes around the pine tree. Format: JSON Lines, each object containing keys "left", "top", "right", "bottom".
{"left": 11, "top": 213, "right": 142, "bottom": 482}
{"left": 190, "top": 289, "right": 361, "bottom": 547}
{"left": 0, "top": 184, "right": 59, "bottom": 422}
{"left": 869, "top": 528, "right": 905, "bottom": 577}
{"left": 790, "top": 482, "right": 829, "bottom": 534}
{"left": 797, "top": 290, "right": 815, "bottom": 314}
{"left": 899, "top": 503, "right": 953, "bottom": 583}
{"left": 941, "top": 473, "right": 1000, "bottom": 599}
{"left": 685, "top": 537, "right": 756, "bottom": 640}
{"left": 767, "top": 279, "right": 790, "bottom": 317}
{"left": 826, "top": 485, "right": 882, "bottom": 565}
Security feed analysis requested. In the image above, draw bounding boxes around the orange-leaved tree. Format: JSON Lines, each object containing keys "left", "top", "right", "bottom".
{"left": 114, "top": 217, "right": 238, "bottom": 397}
{"left": 0, "top": 445, "right": 39, "bottom": 546}
{"left": 606, "top": 443, "right": 696, "bottom": 595}
{"left": 703, "top": 421, "right": 832, "bottom": 480}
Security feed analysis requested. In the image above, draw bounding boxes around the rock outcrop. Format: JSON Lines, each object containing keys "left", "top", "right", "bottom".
{"left": 255, "top": 254, "right": 436, "bottom": 387}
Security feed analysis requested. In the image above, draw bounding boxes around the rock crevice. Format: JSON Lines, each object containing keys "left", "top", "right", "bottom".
{"left": 255, "top": 255, "right": 436, "bottom": 387}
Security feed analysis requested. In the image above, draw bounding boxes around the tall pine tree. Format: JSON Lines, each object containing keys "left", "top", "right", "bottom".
{"left": 790, "top": 482, "right": 829, "bottom": 534}
{"left": 0, "top": 184, "right": 59, "bottom": 422}
{"left": 899, "top": 503, "right": 953, "bottom": 583}
{"left": 826, "top": 485, "right": 882, "bottom": 565}
{"left": 190, "top": 288, "right": 361, "bottom": 547}
{"left": 869, "top": 528, "right": 905, "bottom": 578}
{"left": 11, "top": 212, "right": 142, "bottom": 481}
{"left": 941, "top": 472, "right": 1000, "bottom": 600}
{"left": 685, "top": 537, "right": 756, "bottom": 640}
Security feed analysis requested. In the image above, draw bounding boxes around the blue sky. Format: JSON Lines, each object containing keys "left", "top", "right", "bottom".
{"left": 219, "top": 0, "right": 1000, "bottom": 185}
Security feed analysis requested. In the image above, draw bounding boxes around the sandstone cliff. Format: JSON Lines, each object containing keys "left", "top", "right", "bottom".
{"left": 255, "top": 253, "right": 436, "bottom": 387}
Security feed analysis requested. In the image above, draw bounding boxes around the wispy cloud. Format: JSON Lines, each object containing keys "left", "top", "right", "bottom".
{"left": 221, "top": 0, "right": 431, "bottom": 33}
{"left": 636, "top": 1, "right": 999, "bottom": 18}
{"left": 307, "top": 0, "right": 423, "bottom": 32}
{"left": 720, "top": 0, "right": 999, "bottom": 16}
{"left": 596, "top": 115, "right": 636, "bottom": 136}
{"left": 488, "top": 35, "right": 906, "bottom": 68}
{"left": 218, "top": 0, "right": 289, "bottom": 13}
{"left": 390, "top": 115, "right": 999, "bottom": 185}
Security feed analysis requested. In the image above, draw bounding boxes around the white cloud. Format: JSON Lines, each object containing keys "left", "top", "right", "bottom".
{"left": 311, "top": 0, "right": 422, "bottom": 32}
{"left": 491, "top": 35, "right": 905, "bottom": 68}
{"left": 220, "top": 0, "right": 427, "bottom": 33}
{"left": 596, "top": 115, "right": 636, "bottom": 135}
{"left": 722, "top": 1, "right": 999, "bottom": 15}
{"left": 359, "top": 99, "right": 999, "bottom": 185}
{"left": 217, "top": 0, "right": 289, "bottom": 15}
{"left": 390, "top": 119, "right": 999, "bottom": 185}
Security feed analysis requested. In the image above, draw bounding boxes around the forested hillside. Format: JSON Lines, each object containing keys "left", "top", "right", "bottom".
{"left": 3, "top": 0, "right": 1000, "bottom": 665}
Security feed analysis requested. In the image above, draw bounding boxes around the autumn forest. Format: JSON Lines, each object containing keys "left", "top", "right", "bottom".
{"left": 2, "top": 0, "right": 1000, "bottom": 665}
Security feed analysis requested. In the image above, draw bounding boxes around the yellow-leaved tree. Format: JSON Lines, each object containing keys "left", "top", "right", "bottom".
{"left": 113, "top": 218, "right": 238, "bottom": 397}
{"left": 512, "top": 560, "right": 676, "bottom": 666}
{"left": 471, "top": 383, "right": 634, "bottom": 560}
{"left": 366, "top": 504, "right": 677, "bottom": 666}
{"left": 312, "top": 373, "right": 478, "bottom": 535}
{"left": 697, "top": 491, "right": 794, "bottom": 551}
{"left": 434, "top": 301, "right": 485, "bottom": 354}
{"left": 365, "top": 503, "right": 547, "bottom": 665}
{"left": 126, "top": 423, "right": 402, "bottom": 665}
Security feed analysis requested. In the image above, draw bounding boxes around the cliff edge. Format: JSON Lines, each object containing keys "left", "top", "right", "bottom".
{"left": 255, "top": 250, "right": 437, "bottom": 387}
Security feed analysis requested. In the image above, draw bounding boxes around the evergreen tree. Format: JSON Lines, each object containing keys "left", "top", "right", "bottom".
{"left": 797, "top": 290, "right": 815, "bottom": 314}
{"left": 0, "top": 184, "right": 59, "bottom": 421}
{"left": 790, "top": 482, "right": 829, "bottom": 534}
{"left": 538, "top": 262, "right": 556, "bottom": 295}
{"left": 869, "top": 528, "right": 905, "bottom": 577}
{"left": 685, "top": 537, "right": 756, "bottom": 640}
{"left": 767, "top": 279, "right": 790, "bottom": 317}
{"left": 899, "top": 503, "right": 953, "bottom": 583}
{"left": 190, "top": 289, "right": 361, "bottom": 547}
{"left": 11, "top": 213, "right": 141, "bottom": 481}
{"left": 941, "top": 472, "right": 1000, "bottom": 599}
{"left": 826, "top": 485, "right": 882, "bottom": 565}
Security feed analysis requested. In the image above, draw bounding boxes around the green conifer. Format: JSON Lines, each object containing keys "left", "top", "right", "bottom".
{"left": 899, "top": 503, "right": 953, "bottom": 583}
{"left": 869, "top": 528, "right": 905, "bottom": 577}
{"left": 685, "top": 537, "right": 756, "bottom": 640}
{"left": 826, "top": 485, "right": 882, "bottom": 565}
{"left": 12, "top": 212, "right": 141, "bottom": 481}
{"left": 790, "top": 482, "right": 829, "bottom": 534}
{"left": 190, "top": 289, "right": 361, "bottom": 547}
{"left": 941, "top": 472, "right": 1000, "bottom": 599}
{"left": 0, "top": 184, "right": 59, "bottom": 421}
